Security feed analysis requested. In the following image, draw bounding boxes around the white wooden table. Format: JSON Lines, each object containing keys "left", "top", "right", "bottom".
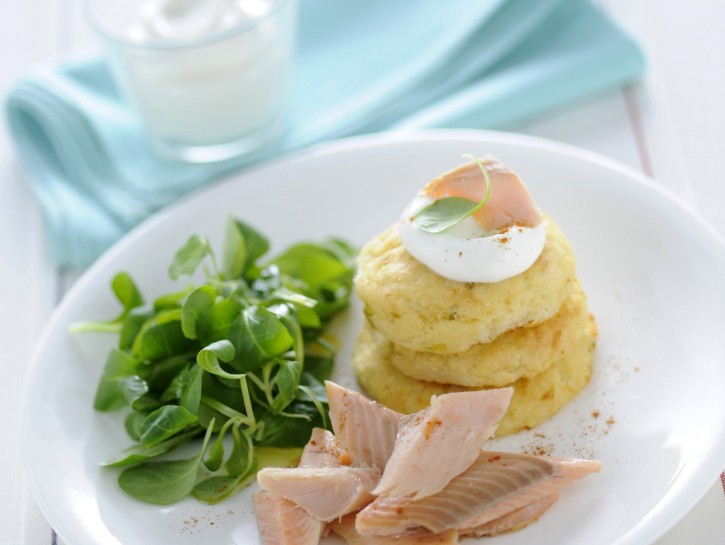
{"left": 2, "top": 1, "right": 724, "bottom": 544}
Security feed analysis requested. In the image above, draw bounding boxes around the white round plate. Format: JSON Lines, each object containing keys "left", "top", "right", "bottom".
{"left": 22, "top": 130, "right": 725, "bottom": 545}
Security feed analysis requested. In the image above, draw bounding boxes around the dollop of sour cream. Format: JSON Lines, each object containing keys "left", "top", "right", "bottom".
{"left": 399, "top": 157, "right": 546, "bottom": 283}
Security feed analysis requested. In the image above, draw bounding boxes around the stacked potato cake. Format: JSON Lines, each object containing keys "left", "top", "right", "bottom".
{"left": 352, "top": 215, "right": 596, "bottom": 436}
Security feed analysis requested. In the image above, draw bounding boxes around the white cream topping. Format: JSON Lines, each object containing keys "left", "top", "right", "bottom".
{"left": 399, "top": 195, "right": 546, "bottom": 283}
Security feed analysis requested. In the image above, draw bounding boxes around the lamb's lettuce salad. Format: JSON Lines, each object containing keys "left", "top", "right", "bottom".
{"left": 74, "top": 217, "right": 356, "bottom": 505}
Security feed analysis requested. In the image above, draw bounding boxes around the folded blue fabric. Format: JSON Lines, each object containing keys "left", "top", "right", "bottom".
{"left": 6, "top": 0, "right": 644, "bottom": 270}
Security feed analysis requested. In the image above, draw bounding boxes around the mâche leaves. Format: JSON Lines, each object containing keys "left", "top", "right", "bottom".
{"left": 272, "top": 360, "right": 303, "bottom": 413}
{"left": 140, "top": 405, "right": 198, "bottom": 447}
{"left": 77, "top": 216, "right": 354, "bottom": 505}
{"left": 228, "top": 307, "right": 294, "bottom": 372}
{"left": 103, "top": 427, "right": 200, "bottom": 468}
{"left": 131, "top": 309, "right": 195, "bottom": 362}
{"left": 94, "top": 349, "right": 145, "bottom": 411}
{"left": 226, "top": 424, "right": 254, "bottom": 477}
{"left": 269, "top": 243, "right": 351, "bottom": 294}
{"left": 168, "top": 234, "right": 215, "bottom": 280}
{"left": 199, "top": 297, "right": 245, "bottom": 345}
{"left": 112, "top": 272, "right": 144, "bottom": 311}
{"left": 192, "top": 473, "right": 255, "bottom": 504}
{"left": 180, "top": 286, "right": 216, "bottom": 339}
{"left": 414, "top": 154, "right": 493, "bottom": 233}
{"left": 223, "top": 218, "right": 269, "bottom": 278}
{"left": 119, "top": 305, "right": 155, "bottom": 350}
{"left": 68, "top": 272, "right": 144, "bottom": 334}
{"left": 118, "top": 422, "right": 214, "bottom": 505}
{"left": 197, "top": 340, "right": 240, "bottom": 379}
{"left": 179, "top": 364, "right": 204, "bottom": 415}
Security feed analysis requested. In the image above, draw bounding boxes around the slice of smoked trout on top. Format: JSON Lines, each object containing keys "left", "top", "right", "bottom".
{"left": 422, "top": 157, "right": 542, "bottom": 231}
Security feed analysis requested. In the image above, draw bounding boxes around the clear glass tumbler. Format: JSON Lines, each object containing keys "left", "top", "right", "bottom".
{"left": 87, "top": 0, "right": 296, "bottom": 162}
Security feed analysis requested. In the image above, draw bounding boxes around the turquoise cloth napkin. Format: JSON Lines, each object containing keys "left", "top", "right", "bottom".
{"left": 6, "top": 0, "right": 644, "bottom": 270}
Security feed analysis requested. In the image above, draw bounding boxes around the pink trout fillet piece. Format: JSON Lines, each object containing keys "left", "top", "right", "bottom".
{"left": 358, "top": 451, "right": 601, "bottom": 535}
{"left": 326, "top": 381, "right": 402, "bottom": 469}
{"left": 460, "top": 493, "right": 559, "bottom": 537}
{"left": 373, "top": 388, "right": 513, "bottom": 499}
{"left": 252, "top": 491, "right": 325, "bottom": 545}
{"left": 299, "top": 427, "right": 347, "bottom": 468}
{"left": 330, "top": 514, "right": 458, "bottom": 545}
{"left": 257, "top": 466, "right": 380, "bottom": 521}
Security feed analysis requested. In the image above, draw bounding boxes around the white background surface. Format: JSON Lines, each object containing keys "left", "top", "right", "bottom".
{"left": 1, "top": 1, "right": 724, "bottom": 544}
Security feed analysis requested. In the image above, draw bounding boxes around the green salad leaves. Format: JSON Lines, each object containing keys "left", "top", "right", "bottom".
{"left": 79, "top": 217, "right": 356, "bottom": 505}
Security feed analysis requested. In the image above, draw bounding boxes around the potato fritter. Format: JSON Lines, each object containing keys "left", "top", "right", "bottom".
{"left": 351, "top": 313, "right": 597, "bottom": 437}
{"left": 387, "top": 280, "right": 590, "bottom": 387}
{"left": 354, "top": 215, "right": 576, "bottom": 354}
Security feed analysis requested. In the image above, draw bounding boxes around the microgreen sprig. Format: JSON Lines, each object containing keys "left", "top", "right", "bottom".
{"left": 414, "top": 154, "right": 493, "bottom": 233}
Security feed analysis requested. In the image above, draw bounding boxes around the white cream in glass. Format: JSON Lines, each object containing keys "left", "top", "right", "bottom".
{"left": 88, "top": 0, "right": 296, "bottom": 162}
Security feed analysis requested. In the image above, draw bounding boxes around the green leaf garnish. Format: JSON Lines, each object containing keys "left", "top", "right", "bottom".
{"left": 78, "top": 216, "right": 355, "bottom": 505}
{"left": 414, "top": 154, "right": 493, "bottom": 233}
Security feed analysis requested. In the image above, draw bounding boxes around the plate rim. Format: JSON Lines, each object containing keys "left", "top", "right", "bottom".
{"left": 21, "top": 128, "right": 725, "bottom": 545}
